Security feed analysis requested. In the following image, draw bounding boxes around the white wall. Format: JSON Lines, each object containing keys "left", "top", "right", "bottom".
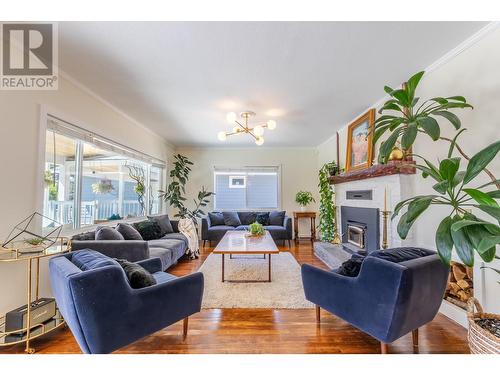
{"left": 317, "top": 25, "right": 500, "bottom": 313}
{"left": 0, "top": 74, "right": 174, "bottom": 314}
{"left": 174, "top": 147, "right": 320, "bottom": 236}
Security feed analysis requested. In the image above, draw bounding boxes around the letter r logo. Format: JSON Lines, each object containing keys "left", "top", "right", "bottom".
{"left": 2, "top": 23, "right": 53, "bottom": 76}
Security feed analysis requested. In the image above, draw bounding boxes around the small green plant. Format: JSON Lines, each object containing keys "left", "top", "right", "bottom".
{"left": 295, "top": 191, "right": 315, "bottom": 207}
{"left": 126, "top": 164, "right": 147, "bottom": 216}
{"left": 92, "top": 178, "right": 114, "bottom": 195}
{"left": 24, "top": 238, "right": 45, "bottom": 246}
{"left": 249, "top": 222, "right": 265, "bottom": 236}
{"left": 318, "top": 163, "right": 336, "bottom": 242}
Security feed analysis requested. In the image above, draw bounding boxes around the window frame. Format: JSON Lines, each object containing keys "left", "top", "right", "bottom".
{"left": 38, "top": 107, "right": 166, "bottom": 230}
{"left": 213, "top": 166, "right": 282, "bottom": 211}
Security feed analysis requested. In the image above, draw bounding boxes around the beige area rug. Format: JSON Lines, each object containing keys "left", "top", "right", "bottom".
{"left": 198, "top": 252, "right": 314, "bottom": 309}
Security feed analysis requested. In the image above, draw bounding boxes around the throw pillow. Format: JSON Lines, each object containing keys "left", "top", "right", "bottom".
{"left": 147, "top": 214, "right": 174, "bottom": 236}
{"left": 133, "top": 220, "right": 162, "bottom": 241}
{"left": 269, "top": 211, "right": 286, "bottom": 226}
{"left": 115, "top": 258, "right": 157, "bottom": 289}
{"left": 238, "top": 212, "right": 257, "bottom": 225}
{"left": 369, "top": 247, "right": 432, "bottom": 263}
{"left": 223, "top": 211, "right": 241, "bottom": 226}
{"left": 72, "top": 250, "right": 118, "bottom": 271}
{"left": 95, "top": 226, "right": 124, "bottom": 241}
{"left": 116, "top": 222, "right": 143, "bottom": 240}
{"left": 208, "top": 212, "right": 225, "bottom": 226}
{"left": 256, "top": 212, "right": 270, "bottom": 225}
{"left": 336, "top": 257, "right": 365, "bottom": 277}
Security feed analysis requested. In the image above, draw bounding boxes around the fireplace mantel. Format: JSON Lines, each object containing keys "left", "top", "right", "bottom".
{"left": 329, "top": 161, "right": 416, "bottom": 185}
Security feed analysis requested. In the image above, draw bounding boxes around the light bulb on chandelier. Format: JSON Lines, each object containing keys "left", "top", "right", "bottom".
{"left": 217, "top": 131, "right": 227, "bottom": 141}
{"left": 255, "top": 136, "right": 264, "bottom": 146}
{"left": 266, "top": 120, "right": 277, "bottom": 130}
{"left": 253, "top": 125, "right": 264, "bottom": 137}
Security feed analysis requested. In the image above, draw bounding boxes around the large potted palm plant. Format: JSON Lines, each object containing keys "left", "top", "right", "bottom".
{"left": 374, "top": 71, "right": 500, "bottom": 353}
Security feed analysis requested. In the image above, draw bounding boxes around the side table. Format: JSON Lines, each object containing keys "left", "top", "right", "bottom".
{"left": 293, "top": 212, "right": 316, "bottom": 243}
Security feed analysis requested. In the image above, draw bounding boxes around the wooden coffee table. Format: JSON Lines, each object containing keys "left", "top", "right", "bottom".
{"left": 212, "top": 230, "right": 279, "bottom": 282}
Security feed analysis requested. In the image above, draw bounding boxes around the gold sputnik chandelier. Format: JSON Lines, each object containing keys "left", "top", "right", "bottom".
{"left": 217, "top": 111, "right": 277, "bottom": 146}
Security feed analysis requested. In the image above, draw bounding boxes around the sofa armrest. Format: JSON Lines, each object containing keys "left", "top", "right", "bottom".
{"left": 71, "top": 240, "right": 149, "bottom": 263}
{"left": 284, "top": 216, "right": 292, "bottom": 239}
{"left": 135, "top": 257, "right": 162, "bottom": 274}
{"left": 170, "top": 220, "right": 179, "bottom": 233}
{"left": 201, "top": 216, "right": 210, "bottom": 240}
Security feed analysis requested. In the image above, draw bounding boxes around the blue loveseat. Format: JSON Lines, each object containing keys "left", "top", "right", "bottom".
{"left": 301, "top": 247, "right": 449, "bottom": 353}
{"left": 201, "top": 211, "right": 292, "bottom": 246}
{"left": 49, "top": 250, "right": 204, "bottom": 354}
{"left": 71, "top": 220, "right": 187, "bottom": 270}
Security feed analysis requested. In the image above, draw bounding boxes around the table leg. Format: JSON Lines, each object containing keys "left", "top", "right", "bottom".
{"left": 268, "top": 254, "right": 272, "bottom": 282}
{"left": 25, "top": 258, "right": 35, "bottom": 354}
{"left": 221, "top": 254, "right": 225, "bottom": 282}
{"left": 311, "top": 217, "right": 316, "bottom": 241}
{"left": 294, "top": 216, "right": 298, "bottom": 243}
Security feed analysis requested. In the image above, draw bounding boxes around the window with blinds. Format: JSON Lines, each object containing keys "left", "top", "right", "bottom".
{"left": 213, "top": 167, "right": 280, "bottom": 210}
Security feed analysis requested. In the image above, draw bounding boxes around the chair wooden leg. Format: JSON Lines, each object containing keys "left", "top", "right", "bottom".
{"left": 380, "top": 342, "right": 388, "bottom": 354}
{"left": 315, "top": 305, "right": 320, "bottom": 324}
{"left": 288, "top": 239, "right": 291, "bottom": 248}
{"left": 412, "top": 329, "right": 419, "bottom": 353}
{"left": 183, "top": 317, "right": 189, "bottom": 340}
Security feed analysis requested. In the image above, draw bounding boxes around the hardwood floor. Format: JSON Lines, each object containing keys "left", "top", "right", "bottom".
{"left": 0, "top": 241, "right": 469, "bottom": 354}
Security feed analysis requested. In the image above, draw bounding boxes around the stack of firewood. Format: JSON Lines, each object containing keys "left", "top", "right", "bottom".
{"left": 445, "top": 261, "right": 474, "bottom": 309}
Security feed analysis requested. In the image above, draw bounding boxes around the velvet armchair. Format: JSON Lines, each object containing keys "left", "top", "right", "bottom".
{"left": 49, "top": 250, "right": 204, "bottom": 354}
{"left": 301, "top": 248, "right": 449, "bottom": 353}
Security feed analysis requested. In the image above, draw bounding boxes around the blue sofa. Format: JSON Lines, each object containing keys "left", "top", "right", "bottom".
{"left": 201, "top": 211, "right": 292, "bottom": 246}
{"left": 301, "top": 248, "right": 449, "bottom": 353}
{"left": 49, "top": 250, "right": 204, "bottom": 354}
{"left": 71, "top": 220, "right": 187, "bottom": 270}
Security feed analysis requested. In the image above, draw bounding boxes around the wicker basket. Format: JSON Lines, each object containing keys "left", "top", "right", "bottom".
{"left": 467, "top": 297, "right": 500, "bottom": 354}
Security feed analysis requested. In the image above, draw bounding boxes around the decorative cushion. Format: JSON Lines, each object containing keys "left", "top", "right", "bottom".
{"left": 336, "top": 257, "right": 364, "bottom": 277}
{"left": 72, "top": 250, "right": 118, "bottom": 271}
{"left": 223, "top": 211, "right": 241, "bottom": 226}
{"left": 256, "top": 212, "right": 270, "bottom": 225}
{"left": 133, "top": 220, "right": 162, "bottom": 241}
{"left": 238, "top": 212, "right": 257, "bottom": 225}
{"left": 95, "top": 226, "right": 124, "bottom": 241}
{"left": 71, "top": 231, "right": 95, "bottom": 241}
{"left": 370, "top": 247, "right": 432, "bottom": 263}
{"left": 116, "top": 223, "right": 143, "bottom": 240}
{"left": 208, "top": 212, "right": 225, "bottom": 226}
{"left": 114, "top": 258, "right": 157, "bottom": 289}
{"left": 269, "top": 211, "right": 286, "bottom": 226}
{"left": 147, "top": 214, "right": 174, "bottom": 236}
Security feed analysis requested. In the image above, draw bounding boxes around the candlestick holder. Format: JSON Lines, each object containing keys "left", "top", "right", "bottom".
{"left": 381, "top": 210, "right": 391, "bottom": 250}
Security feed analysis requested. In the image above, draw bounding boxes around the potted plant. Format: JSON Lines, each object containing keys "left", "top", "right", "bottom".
{"left": 92, "top": 178, "right": 114, "bottom": 195}
{"left": 295, "top": 191, "right": 315, "bottom": 212}
{"left": 248, "top": 222, "right": 265, "bottom": 236}
{"left": 318, "top": 163, "right": 337, "bottom": 242}
{"left": 375, "top": 71, "right": 500, "bottom": 352}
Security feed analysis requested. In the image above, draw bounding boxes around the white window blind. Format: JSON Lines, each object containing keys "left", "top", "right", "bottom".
{"left": 213, "top": 166, "right": 280, "bottom": 210}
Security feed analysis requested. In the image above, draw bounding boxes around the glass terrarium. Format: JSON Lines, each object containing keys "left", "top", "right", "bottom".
{"left": 2, "top": 212, "right": 62, "bottom": 254}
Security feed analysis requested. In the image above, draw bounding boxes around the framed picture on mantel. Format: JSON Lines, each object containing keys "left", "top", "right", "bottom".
{"left": 345, "top": 108, "right": 375, "bottom": 172}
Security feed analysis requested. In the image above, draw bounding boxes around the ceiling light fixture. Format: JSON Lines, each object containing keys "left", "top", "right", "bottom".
{"left": 218, "top": 111, "right": 277, "bottom": 146}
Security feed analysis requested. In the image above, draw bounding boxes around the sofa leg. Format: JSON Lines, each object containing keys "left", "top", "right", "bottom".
{"left": 412, "top": 329, "right": 419, "bottom": 353}
{"left": 380, "top": 342, "right": 388, "bottom": 354}
{"left": 315, "top": 305, "right": 320, "bottom": 324}
{"left": 183, "top": 317, "right": 189, "bottom": 340}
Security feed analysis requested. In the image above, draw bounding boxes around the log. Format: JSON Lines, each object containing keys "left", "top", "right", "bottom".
{"left": 457, "top": 279, "right": 472, "bottom": 290}
{"left": 449, "top": 282, "right": 462, "bottom": 294}
{"left": 466, "top": 267, "right": 473, "bottom": 280}
{"left": 452, "top": 264, "right": 467, "bottom": 281}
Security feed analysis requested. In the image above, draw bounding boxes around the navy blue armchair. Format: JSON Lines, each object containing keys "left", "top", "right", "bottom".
{"left": 49, "top": 250, "right": 204, "bottom": 354}
{"left": 301, "top": 248, "right": 449, "bottom": 353}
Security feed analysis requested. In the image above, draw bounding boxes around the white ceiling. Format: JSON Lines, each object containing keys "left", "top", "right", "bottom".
{"left": 59, "top": 22, "right": 487, "bottom": 147}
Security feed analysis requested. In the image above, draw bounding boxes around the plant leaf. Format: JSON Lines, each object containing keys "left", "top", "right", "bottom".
{"left": 463, "top": 141, "right": 500, "bottom": 184}
{"left": 401, "top": 124, "right": 418, "bottom": 150}
{"left": 417, "top": 116, "right": 440, "bottom": 140}
{"left": 475, "top": 205, "right": 500, "bottom": 223}
{"left": 486, "top": 190, "right": 500, "bottom": 199}
{"left": 447, "top": 128, "right": 467, "bottom": 158}
{"left": 379, "top": 128, "right": 402, "bottom": 163}
{"left": 433, "top": 111, "right": 461, "bottom": 130}
{"left": 463, "top": 188, "right": 499, "bottom": 207}
{"left": 439, "top": 157, "right": 460, "bottom": 183}
{"left": 450, "top": 217, "right": 475, "bottom": 266}
{"left": 406, "top": 71, "right": 425, "bottom": 98}
{"left": 478, "top": 247, "right": 496, "bottom": 262}
{"left": 435, "top": 216, "right": 453, "bottom": 266}
{"left": 406, "top": 196, "right": 433, "bottom": 222}
{"left": 432, "top": 180, "right": 449, "bottom": 194}
{"left": 477, "top": 235, "right": 500, "bottom": 254}
{"left": 397, "top": 212, "right": 416, "bottom": 239}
